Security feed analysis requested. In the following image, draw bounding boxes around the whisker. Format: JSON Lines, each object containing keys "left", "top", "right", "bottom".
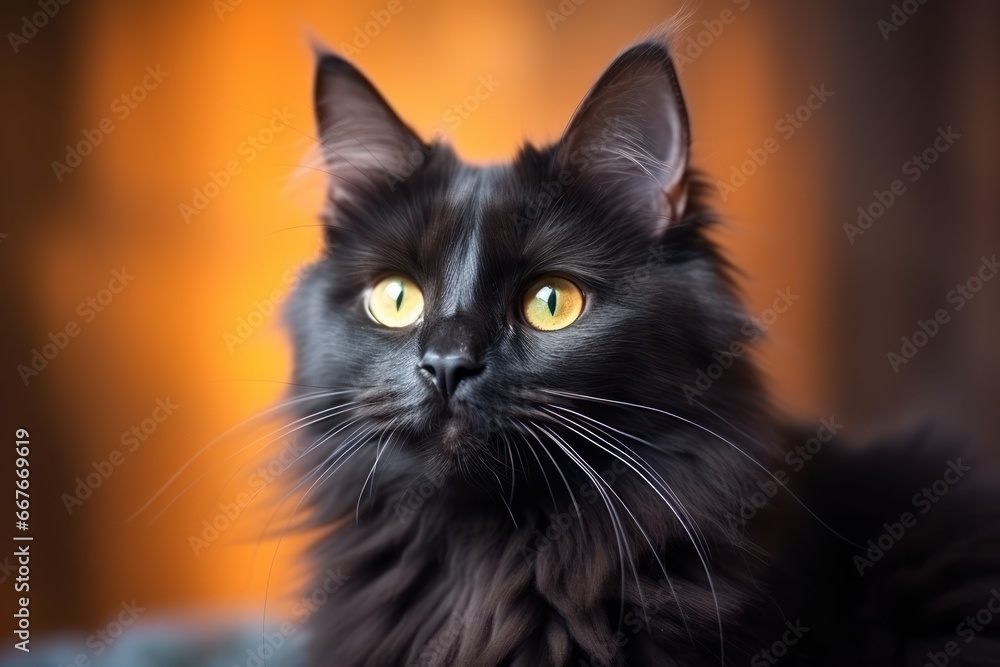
{"left": 492, "top": 469, "right": 519, "bottom": 528}
{"left": 241, "top": 416, "right": 368, "bottom": 654}
{"left": 503, "top": 428, "right": 518, "bottom": 510}
{"left": 545, "top": 389, "right": 860, "bottom": 548}
{"left": 240, "top": 415, "right": 368, "bottom": 525}
{"left": 147, "top": 402, "right": 363, "bottom": 524}
{"left": 370, "top": 428, "right": 399, "bottom": 506}
{"left": 259, "top": 424, "right": 377, "bottom": 664}
{"left": 546, "top": 404, "right": 711, "bottom": 557}
{"left": 356, "top": 427, "right": 392, "bottom": 522}
{"left": 275, "top": 420, "right": 378, "bottom": 518}
{"left": 534, "top": 422, "right": 638, "bottom": 628}
{"left": 515, "top": 422, "right": 560, "bottom": 515}
{"left": 542, "top": 408, "right": 701, "bottom": 645}
{"left": 127, "top": 390, "right": 358, "bottom": 521}
{"left": 247, "top": 418, "right": 374, "bottom": 575}
{"left": 522, "top": 422, "right": 585, "bottom": 536}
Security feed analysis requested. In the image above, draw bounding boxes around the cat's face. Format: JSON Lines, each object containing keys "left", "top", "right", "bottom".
{"left": 288, "top": 43, "right": 758, "bottom": 507}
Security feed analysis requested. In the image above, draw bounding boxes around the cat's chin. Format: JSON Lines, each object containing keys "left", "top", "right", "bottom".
{"left": 431, "top": 413, "right": 487, "bottom": 456}
{"left": 438, "top": 417, "right": 465, "bottom": 445}
{"left": 416, "top": 410, "right": 508, "bottom": 472}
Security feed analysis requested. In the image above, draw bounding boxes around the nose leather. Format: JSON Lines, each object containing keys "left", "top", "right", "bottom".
{"left": 420, "top": 320, "right": 483, "bottom": 400}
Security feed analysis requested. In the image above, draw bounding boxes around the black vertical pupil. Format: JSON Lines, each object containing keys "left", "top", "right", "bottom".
{"left": 394, "top": 283, "right": 404, "bottom": 310}
{"left": 546, "top": 288, "right": 557, "bottom": 316}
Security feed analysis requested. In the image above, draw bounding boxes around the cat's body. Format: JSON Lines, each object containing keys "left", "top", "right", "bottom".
{"left": 763, "top": 428, "right": 1000, "bottom": 666}
{"left": 283, "top": 41, "right": 1000, "bottom": 666}
{"left": 293, "top": 427, "right": 1000, "bottom": 666}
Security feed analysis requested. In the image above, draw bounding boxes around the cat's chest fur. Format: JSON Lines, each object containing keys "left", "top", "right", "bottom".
{"left": 303, "top": 483, "right": 753, "bottom": 666}
{"left": 302, "top": 437, "right": 1000, "bottom": 667}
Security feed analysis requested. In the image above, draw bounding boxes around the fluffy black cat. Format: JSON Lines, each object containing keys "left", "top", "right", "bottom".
{"left": 284, "top": 40, "right": 1000, "bottom": 666}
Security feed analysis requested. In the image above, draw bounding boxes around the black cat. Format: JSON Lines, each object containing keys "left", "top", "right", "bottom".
{"left": 283, "top": 40, "right": 1000, "bottom": 666}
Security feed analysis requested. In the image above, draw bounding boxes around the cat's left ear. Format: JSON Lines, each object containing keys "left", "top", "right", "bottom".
{"left": 313, "top": 52, "right": 425, "bottom": 201}
{"left": 556, "top": 42, "right": 690, "bottom": 234}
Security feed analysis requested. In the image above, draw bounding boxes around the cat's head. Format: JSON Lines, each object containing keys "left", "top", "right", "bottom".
{"left": 287, "top": 41, "right": 768, "bottom": 522}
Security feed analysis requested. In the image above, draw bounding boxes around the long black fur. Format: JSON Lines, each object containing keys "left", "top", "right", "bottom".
{"left": 283, "top": 40, "right": 1000, "bottom": 666}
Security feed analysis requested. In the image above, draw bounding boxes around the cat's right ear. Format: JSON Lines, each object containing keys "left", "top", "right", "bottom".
{"left": 313, "top": 52, "right": 425, "bottom": 202}
{"left": 555, "top": 42, "right": 691, "bottom": 235}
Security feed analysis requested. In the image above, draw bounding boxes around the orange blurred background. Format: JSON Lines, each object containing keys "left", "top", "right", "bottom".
{"left": 1, "top": 0, "right": 998, "bottom": 641}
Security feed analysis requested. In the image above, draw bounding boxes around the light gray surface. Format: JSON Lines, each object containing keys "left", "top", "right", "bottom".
{"left": 1, "top": 623, "right": 308, "bottom": 667}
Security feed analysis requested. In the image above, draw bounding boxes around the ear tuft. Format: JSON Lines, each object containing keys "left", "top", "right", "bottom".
{"left": 556, "top": 42, "right": 690, "bottom": 234}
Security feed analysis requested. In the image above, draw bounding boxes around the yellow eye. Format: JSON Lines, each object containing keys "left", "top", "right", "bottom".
{"left": 522, "top": 276, "right": 584, "bottom": 331}
{"left": 368, "top": 275, "right": 424, "bottom": 327}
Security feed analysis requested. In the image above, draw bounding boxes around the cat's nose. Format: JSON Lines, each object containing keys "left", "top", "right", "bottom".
{"left": 420, "top": 328, "right": 483, "bottom": 400}
{"left": 420, "top": 348, "right": 483, "bottom": 400}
